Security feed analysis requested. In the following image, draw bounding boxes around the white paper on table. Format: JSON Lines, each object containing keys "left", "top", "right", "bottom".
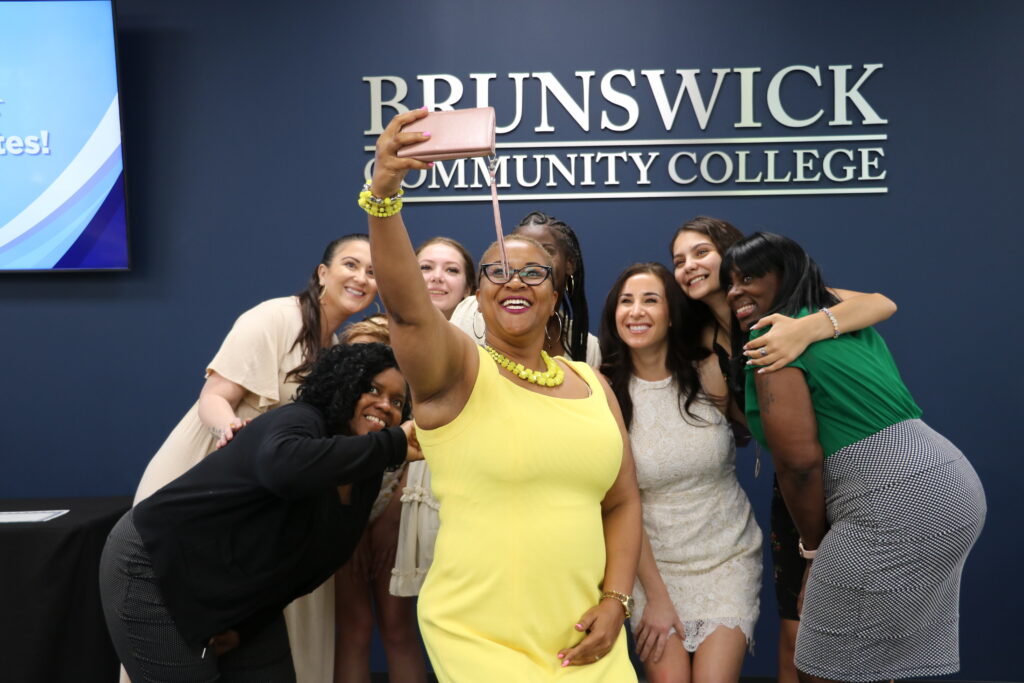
{"left": 0, "top": 509, "right": 70, "bottom": 523}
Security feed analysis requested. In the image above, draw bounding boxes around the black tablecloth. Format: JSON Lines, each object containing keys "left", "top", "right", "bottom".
{"left": 0, "top": 496, "right": 131, "bottom": 683}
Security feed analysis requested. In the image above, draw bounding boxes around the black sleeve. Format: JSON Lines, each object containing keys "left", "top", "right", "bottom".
{"left": 252, "top": 405, "right": 408, "bottom": 499}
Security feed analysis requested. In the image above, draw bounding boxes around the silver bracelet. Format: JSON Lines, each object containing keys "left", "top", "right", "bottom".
{"left": 820, "top": 307, "right": 840, "bottom": 339}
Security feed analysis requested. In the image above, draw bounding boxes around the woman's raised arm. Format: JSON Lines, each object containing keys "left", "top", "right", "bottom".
{"left": 743, "top": 290, "right": 896, "bottom": 372}
{"left": 367, "top": 110, "right": 478, "bottom": 411}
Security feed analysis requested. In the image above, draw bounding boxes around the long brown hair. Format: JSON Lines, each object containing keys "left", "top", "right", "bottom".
{"left": 670, "top": 215, "right": 744, "bottom": 358}
{"left": 669, "top": 215, "right": 744, "bottom": 259}
{"left": 287, "top": 234, "right": 369, "bottom": 380}
{"left": 598, "top": 263, "right": 709, "bottom": 429}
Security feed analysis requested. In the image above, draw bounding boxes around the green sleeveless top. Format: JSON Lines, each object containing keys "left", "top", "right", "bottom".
{"left": 744, "top": 309, "right": 922, "bottom": 458}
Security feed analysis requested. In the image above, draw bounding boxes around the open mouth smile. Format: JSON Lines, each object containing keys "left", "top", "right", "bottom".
{"left": 363, "top": 414, "right": 387, "bottom": 429}
{"left": 500, "top": 297, "right": 531, "bottom": 313}
{"left": 732, "top": 301, "right": 756, "bottom": 320}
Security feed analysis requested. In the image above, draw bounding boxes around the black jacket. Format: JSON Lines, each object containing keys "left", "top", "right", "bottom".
{"left": 132, "top": 401, "right": 407, "bottom": 645}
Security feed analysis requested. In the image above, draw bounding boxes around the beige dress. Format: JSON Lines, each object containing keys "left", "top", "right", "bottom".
{"left": 628, "top": 376, "right": 762, "bottom": 651}
{"left": 133, "top": 296, "right": 335, "bottom": 683}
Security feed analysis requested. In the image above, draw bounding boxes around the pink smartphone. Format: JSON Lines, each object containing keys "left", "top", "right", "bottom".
{"left": 397, "top": 107, "right": 496, "bottom": 162}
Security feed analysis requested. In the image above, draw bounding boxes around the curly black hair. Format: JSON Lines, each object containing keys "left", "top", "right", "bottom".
{"left": 294, "top": 343, "right": 408, "bottom": 435}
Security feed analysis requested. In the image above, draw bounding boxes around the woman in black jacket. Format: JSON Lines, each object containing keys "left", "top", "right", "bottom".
{"left": 100, "top": 343, "right": 421, "bottom": 682}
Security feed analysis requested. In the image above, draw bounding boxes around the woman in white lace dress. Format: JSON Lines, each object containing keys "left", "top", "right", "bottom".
{"left": 599, "top": 262, "right": 762, "bottom": 683}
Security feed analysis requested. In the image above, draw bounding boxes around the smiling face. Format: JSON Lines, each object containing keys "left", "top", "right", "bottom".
{"left": 476, "top": 240, "right": 556, "bottom": 342}
{"left": 672, "top": 230, "right": 723, "bottom": 301}
{"left": 614, "top": 272, "right": 670, "bottom": 353}
{"left": 318, "top": 240, "right": 377, "bottom": 317}
{"left": 726, "top": 269, "right": 781, "bottom": 331}
{"left": 347, "top": 367, "right": 406, "bottom": 436}
{"left": 418, "top": 242, "right": 473, "bottom": 320}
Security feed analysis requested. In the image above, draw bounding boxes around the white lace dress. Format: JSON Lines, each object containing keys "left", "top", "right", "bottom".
{"left": 629, "top": 375, "right": 762, "bottom": 652}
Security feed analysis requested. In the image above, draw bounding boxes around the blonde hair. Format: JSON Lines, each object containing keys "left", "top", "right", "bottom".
{"left": 340, "top": 317, "right": 390, "bottom": 345}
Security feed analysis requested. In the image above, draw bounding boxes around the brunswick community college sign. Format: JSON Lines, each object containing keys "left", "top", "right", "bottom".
{"left": 362, "top": 65, "right": 888, "bottom": 202}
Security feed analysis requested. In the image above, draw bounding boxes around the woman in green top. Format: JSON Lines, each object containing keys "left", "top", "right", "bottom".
{"left": 724, "top": 232, "right": 986, "bottom": 683}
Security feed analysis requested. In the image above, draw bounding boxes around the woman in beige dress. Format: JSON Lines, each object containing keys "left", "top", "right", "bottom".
{"left": 126, "top": 234, "right": 378, "bottom": 683}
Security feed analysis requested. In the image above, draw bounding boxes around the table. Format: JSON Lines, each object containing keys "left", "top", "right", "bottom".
{"left": 0, "top": 496, "right": 131, "bottom": 683}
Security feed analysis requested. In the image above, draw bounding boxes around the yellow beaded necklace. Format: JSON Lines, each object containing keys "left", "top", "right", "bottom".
{"left": 485, "top": 344, "right": 565, "bottom": 387}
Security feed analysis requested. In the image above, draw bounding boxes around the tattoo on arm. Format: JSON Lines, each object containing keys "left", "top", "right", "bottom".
{"left": 760, "top": 374, "right": 775, "bottom": 414}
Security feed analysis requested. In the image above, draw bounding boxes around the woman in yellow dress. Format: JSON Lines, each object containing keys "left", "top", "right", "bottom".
{"left": 364, "top": 109, "right": 642, "bottom": 681}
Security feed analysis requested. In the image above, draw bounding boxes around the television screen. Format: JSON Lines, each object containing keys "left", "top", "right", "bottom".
{"left": 0, "top": 0, "right": 129, "bottom": 271}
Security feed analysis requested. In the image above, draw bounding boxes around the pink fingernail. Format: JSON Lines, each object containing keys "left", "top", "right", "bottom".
{"left": 427, "top": 162, "right": 434, "bottom": 168}
{"left": 575, "top": 623, "right": 583, "bottom": 629}
{"left": 561, "top": 660, "right": 569, "bottom": 668}
{"left": 422, "top": 131, "right": 431, "bottom": 137}
{"left": 557, "top": 653, "right": 564, "bottom": 659}
{"left": 420, "top": 106, "right": 427, "bottom": 110}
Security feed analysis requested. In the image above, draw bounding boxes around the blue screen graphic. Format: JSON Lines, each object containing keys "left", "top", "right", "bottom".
{"left": 0, "top": 0, "right": 128, "bottom": 270}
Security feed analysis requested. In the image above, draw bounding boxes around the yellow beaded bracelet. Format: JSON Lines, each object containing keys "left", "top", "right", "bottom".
{"left": 358, "top": 180, "right": 404, "bottom": 218}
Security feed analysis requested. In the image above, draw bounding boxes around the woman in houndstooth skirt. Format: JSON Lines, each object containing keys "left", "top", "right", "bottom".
{"left": 726, "top": 232, "right": 986, "bottom": 683}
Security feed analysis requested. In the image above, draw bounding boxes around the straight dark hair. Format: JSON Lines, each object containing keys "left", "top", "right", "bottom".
{"left": 669, "top": 215, "right": 743, "bottom": 358}
{"left": 288, "top": 234, "right": 370, "bottom": 381}
{"left": 669, "top": 215, "right": 744, "bottom": 259}
{"left": 598, "top": 263, "right": 710, "bottom": 429}
{"left": 720, "top": 232, "right": 839, "bottom": 320}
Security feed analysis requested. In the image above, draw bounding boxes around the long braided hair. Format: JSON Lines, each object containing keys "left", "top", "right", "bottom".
{"left": 513, "top": 211, "right": 589, "bottom": 362}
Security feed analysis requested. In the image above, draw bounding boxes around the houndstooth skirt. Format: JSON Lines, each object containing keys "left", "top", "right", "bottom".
{"left": 795, "top": 419, "right": 986, "bottom": 682}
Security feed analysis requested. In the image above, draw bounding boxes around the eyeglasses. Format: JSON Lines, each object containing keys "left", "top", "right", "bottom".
{"left": 479, "top": 262, "right": 553, "bottom": 286}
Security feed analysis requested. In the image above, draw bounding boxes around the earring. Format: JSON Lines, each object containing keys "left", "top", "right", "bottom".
{"left": 318, "top": 282, "right": 327, "bottom": 301}
{"left": 374, "top": 301, "right": 383, "bottom": 314}
{"left": 472, "top": 312, "right": 485, "bottom": 340}
{"left": 547, "top": 313, "right": 564, "bottom": 344}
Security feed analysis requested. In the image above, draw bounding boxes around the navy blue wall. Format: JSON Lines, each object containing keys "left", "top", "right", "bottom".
{"left": 1, "top": 1, "right": 1019, "bottom": 678}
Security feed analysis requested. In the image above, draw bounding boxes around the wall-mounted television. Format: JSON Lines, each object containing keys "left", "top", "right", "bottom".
{"left": 0, "top": 0, "right": 129, "bottom": 271}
